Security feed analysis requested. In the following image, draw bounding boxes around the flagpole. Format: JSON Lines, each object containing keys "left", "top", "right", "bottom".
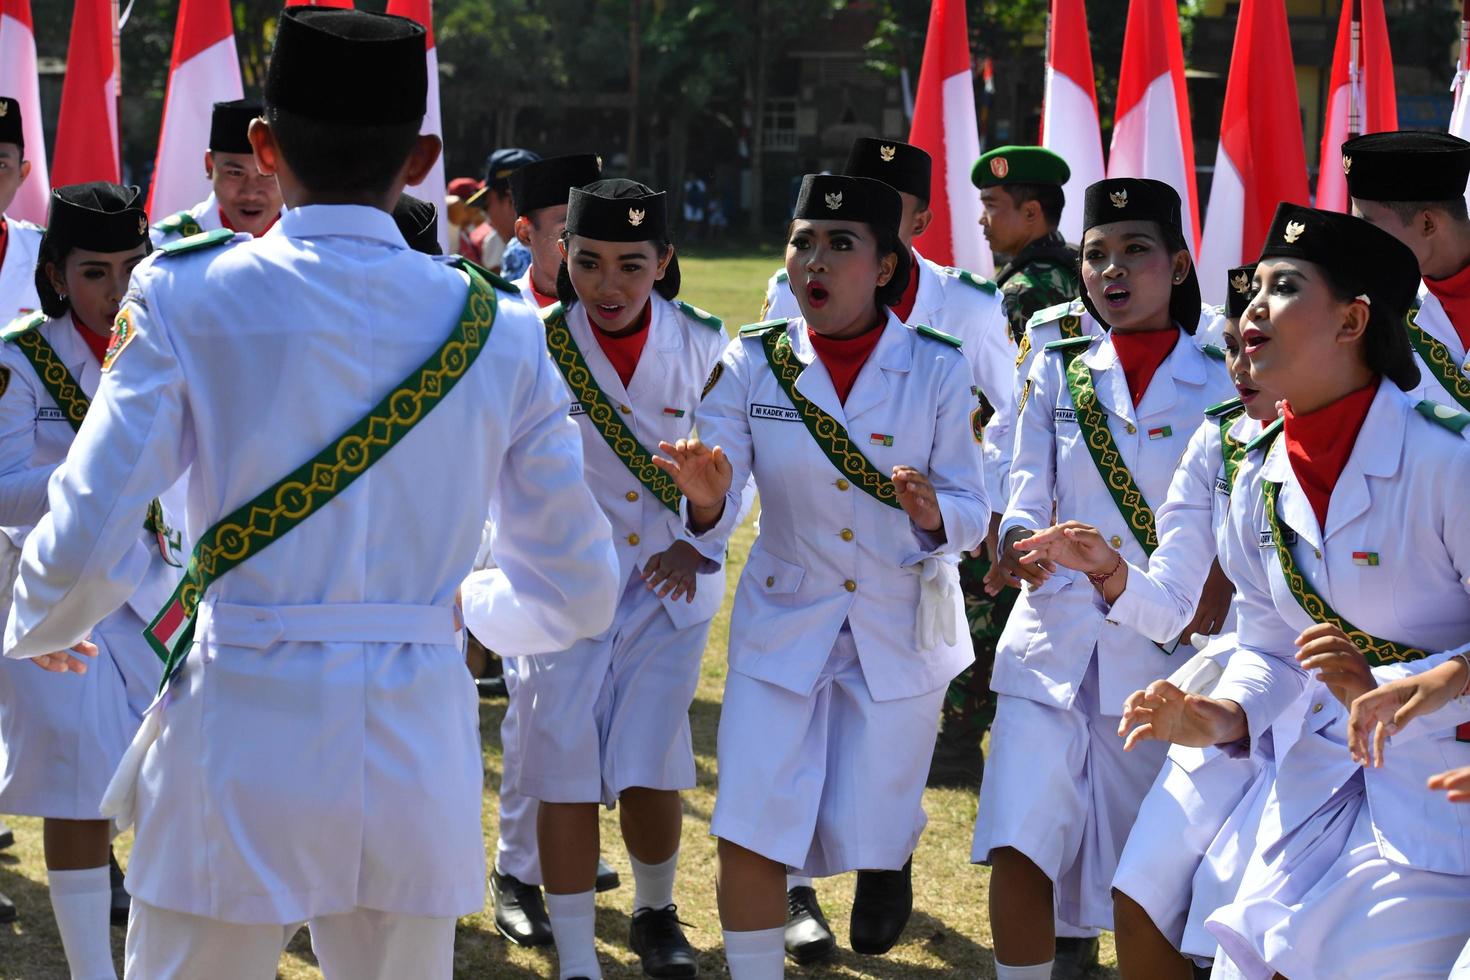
{"left": 112, "top": 0, "right": 121, "bottom": 176}
{"left": 1347, "top": 0, "right": 1362, "bottom": 138}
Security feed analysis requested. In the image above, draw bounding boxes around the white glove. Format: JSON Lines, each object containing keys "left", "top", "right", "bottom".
{"left": 472, "top": 519, "right": 497, "bottom": 572}
{"left": 915, "top": 556, "right": 961, "bottom": 651}
{"left": 1165, "top": 646, "right": 1225, "bottom": 696}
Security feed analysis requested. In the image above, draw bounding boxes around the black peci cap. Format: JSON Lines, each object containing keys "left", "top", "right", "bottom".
{"left": 1342, "top": 130, "right": 1470, "bottom": 203}
{"left": 36, "top": 183, "right": 151, "bottom": 316}
{"left": 392, "top": 192, "right": 441, "bottom": 255}
{"left": 1080, "top": 177, "right": 1201, "bottom": 334}
{"left": 843, "top": 138, "right": 932, "bottom": 202}
{"left": 510, "top": 154, "right": 602, "bottom": 217}
{"left": 566, "top": 178, "right": 668, "bottom": 242}
{"left": 1256, "top": 203, "right": 1422, "bottom": 391}
{"left": 0, "top": 97, "right": 22, "bottom": 152}
{"left": 1225, "top": 264, "right": 1257, "bottom": 320}
{"left": 264, "top": 8, "right": 426, "bottom": 126}
{"left": 792, "top": 174, "right": 902, "bottom": 239}
{"left": 209, "top": 99, "right": 262, "bottom": 155}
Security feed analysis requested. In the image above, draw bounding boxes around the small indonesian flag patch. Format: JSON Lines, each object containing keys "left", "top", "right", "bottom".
{"left": 1147, "top": 425, "right": 1172, "bottom": 440}
{"left": 1352, "top": 551, "right": 1379, "bottom": 566}
{"left": 869, "top": 433, "right": 894, "bottom": 447}
{"left": 662, "top": 407, "right": 686, "bottom": 418}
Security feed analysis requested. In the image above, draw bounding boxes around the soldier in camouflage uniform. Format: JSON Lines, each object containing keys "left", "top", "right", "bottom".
{"left": 926, "top": 147, "right": 1081, "bottom": 790}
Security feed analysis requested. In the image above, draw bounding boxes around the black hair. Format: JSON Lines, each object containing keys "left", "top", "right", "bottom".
{"left": 1382, "top": 198, "right": 1470, "bottom": 225}
{"left": 35, "top": 236, "right": 151, "bottom": 319}
{"left": 1306, "top": 261, "right": 1405, "bottom": 381}
{"left": 265, "top": 105, "right": 421, "bottom": 196}
{"left": 554, "top": 233, "right": 682, "bottom": 309}
{"left": 783, "top": 219, "right": 911, "bottom": 309}
{"left": 1001, "top": 183, "right": 1065, "bottom": 227}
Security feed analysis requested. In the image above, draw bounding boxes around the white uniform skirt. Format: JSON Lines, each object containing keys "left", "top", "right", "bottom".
{"left": 1112, "top": 745, "right": 1259, "bottom": 957}
{"left": 1206, "top": 773, "right": 1470, "bottom": 980}
{"left": 973, "top": 656, "right": 1168, "bottom": 930}
{"left": 512, "top": 574, "right": 711, "bottom": 807}
{"left": 0, "top": 605, "right": 161, "bottom": 819}
{"left": 711, "top": 629, "right": 945, "bottom": 877}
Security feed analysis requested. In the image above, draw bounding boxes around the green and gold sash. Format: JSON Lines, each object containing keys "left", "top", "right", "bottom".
{"left": 1261, "top": 479, "right": 1425, "bottom": 666}
{"left": 1055, "top": 341, "right": 1157, "bottom": 553}
{"left": 541, "top": 304, "right": 682, "bottom": 514}
{"left": 1205, "top": 397, "right": 1248, "bottom": 492}
{"left": 144, "top": 265, "right": 499, "bottom": 686}
{"left": 760, "top": 326, "right": 901, "bottom": 509}
{"left": 1405, "top": 308, "right": 1470, "bottom": 412}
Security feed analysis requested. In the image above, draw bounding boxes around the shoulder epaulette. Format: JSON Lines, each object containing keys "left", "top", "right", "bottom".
{"left": 1204, "top": 396, "right": 1245, "bottom": 418}
{"left": 915, "top": 323, "right": 963, "bottom": 348}
{"left": 774, "top": 269, "right": 789, "bottom": 284}
{"left": 537, "top": 301, "right": 565, "bottom": 322}
{"left": 1026, "top": 299, "right": 1084, "bottom": 330}
{"left": 943, "top": 267, "right": 997, "bottom": 295}
{"left": 740, "top": 318, "right": 786, "bottom": 337}
{"left": 1415, "top": 399, "right": 1470, "bottom": 434}
{"left": 1200, "top": 344, "right": 1227, "bottom": 362}
{"left": 158, "top": 228, "right": 237, "bottom": 257}
{"left": 675, "top": 300, "right": 723, "bottom": 332}
{"left": 1245, "top": 416, "right": 1284, "bottom": 453}
{"left": 1044, "top": 335, "right": 1092, "bottom": 353}
{"left": 152, "top": 210, "right": 203, "bottom": 238}
{"left": 0, "top": 310, "right": 45, "bottom": 343}
{"left": 451, "top": 257, "right": 519, "bottom": 294}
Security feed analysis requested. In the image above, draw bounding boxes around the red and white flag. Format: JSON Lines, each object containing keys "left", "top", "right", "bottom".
{"left": 1448, "top": 0, "right": 1470, "bottom": 209}
{"left": 909, "top": 0, "right": 992, "bottom": 276}
{"left": 0, "top": 0, "right": 49, "bottom": 223}
{"left": 1108, "top": 0, "right": 1199, "bottom": 252}
{"left": 1316, "top": 0, "right": 1395, "bottom": 212}
{"left": 1197, "top": 0, "right": 1310, "bottom": 304}
{"left": 385, "top": 0, "right": 448, "bottom": 253}
{"left": 52, "top": 0, "right": 119, "bottom": 187}
{"left": 147, "top": 0, "right": 243, "bottom": 220}
{"left": 1040, "top": 0, "right": 1104, "bottom": 244}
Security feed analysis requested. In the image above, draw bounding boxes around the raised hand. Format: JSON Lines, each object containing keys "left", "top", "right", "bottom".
{"left": 1348, "top": 656, "right": 1470, "bottom": 768}
{"left": 653, "top": 438, "right": 733, "bottom": 510}
{"left": 892, "top": 465, "right": 942, "bottom": 533}
{"left": 1117, "top": 679, "right": 1247, "bottom": 751}
{"left": 1295, "top": 623, "right": 1376, "bottom": 708}
{"left": 986, "top": 526, "right": 1055, "bottom": 595}
{"left": 1015, "top": 520, "right": 1116, "bottom": 576}
{"left": 1428, "top": 765, "right": 1470, "bottom": 803}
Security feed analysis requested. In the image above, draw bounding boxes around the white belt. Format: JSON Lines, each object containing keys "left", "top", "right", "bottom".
{"left": 197, "top": 600, "right": 459, "bottom": 649}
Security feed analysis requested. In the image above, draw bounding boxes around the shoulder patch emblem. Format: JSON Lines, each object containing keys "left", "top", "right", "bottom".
{"left": 153, "top": 210, "right": 204, "bottom": 240}
{"left": 701, "top": 362, "right": 725, "bottom": 400}
{"left": 0, "top": 310, "right": 45, "bottom": 343}
{"left": 946, "top": 267, "right": 998, "bottom": 295}
{"left": 675, "top": 300, "right": 724, "bottom": 332}
{"left": 1200, "top": 344, "right": 1227, "bottom": 362}
{"left": 1026, "top": 299, "right": 1080, "bottom": 331}
{"left": 103, "top": 307, "right": 136, "bottom": 371}
{"left": 775, "top": 269, "right": 789, "bottom": 284}
{"left": 158, "top": 227, "right": 237, "bottom": 257}
{"left": 450, "top": 257, "right": 519, "bottom": 294}
{"left": 915, "top": 323, "right": 963, "bottom": 348}
{"left": 740, "top": 318, "right": 787, "bottom": 337}
{"left": 1415, "top": 399, "right": 1470, "bottom": 434}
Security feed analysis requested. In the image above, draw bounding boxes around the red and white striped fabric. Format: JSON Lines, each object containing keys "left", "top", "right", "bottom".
{"left": 52, "top": 0, "right": 118, "bottom": 186}
{"left": 1450, "top": 4, "right": 1470, "bottom": 210}
{"left": 1040, "top": 0, "right": 1104, "bottom": 244}
{"left": 0, "top": 0, "right": 48, "bottom": 223}
{"left": 147, "top": 0, "right": 243, "bottom": 220}
{"left": 1197, "top": 0, "right": 1310, "bottom": 304}
{"left": 908, "top": 0, "right": 992, "bottom": 276}
{"left": 385, "top": 0, "right": 448, "bottom": 253}
{"left": 1108, "top": 0, "right": 1199, "bottom": 252}
{"left": 1316, "top": 0, "right": 1396, "bottom": 212}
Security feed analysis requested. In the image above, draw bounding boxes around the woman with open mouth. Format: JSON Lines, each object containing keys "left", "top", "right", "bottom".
{"left": 973, "top": 177, "right": 1234, "bottom": 980}
{"left": 1010, "top": 265, "right": 1284, "bottom": 978}
{"left": 652, "top": 172, "right": 988, "bottom": 979}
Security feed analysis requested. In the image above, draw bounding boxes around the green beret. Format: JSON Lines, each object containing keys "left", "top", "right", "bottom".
{"left": 971, "top": 146, "right": 1070, "bottom": 189}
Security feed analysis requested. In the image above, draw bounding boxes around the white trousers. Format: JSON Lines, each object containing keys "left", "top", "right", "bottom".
{"left": 124, "top": 901, "right": 455, "bottom": 980}
{"left": 494, "top": 656, "right": 542, "bottom": 884}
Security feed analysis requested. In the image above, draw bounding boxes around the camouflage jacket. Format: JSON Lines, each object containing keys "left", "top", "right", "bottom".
{"left": 995, "top": 230, "right": 1080, "bottom": 345}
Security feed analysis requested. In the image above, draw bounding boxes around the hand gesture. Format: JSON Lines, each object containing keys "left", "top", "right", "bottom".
{"left": 1348, "top": 656, "right": 1469, "bottom": 768}
{"left": 641, "top": 541, "right": 703, "bottom": 603}
{"left": 1295, "top": 624, "right": 1376, "bottom": 708}
{"left": 986, "top": 526, "right": 1055, "bottom": 595}
{"left": 1180, "top": 560, "right": 1233, "bottom": 646}
{"left": 1428, "top": 765, "right": 1470, "bottom": 803}
{"left": 1015, "top": 520, "right": 1115, "bottom": 576}
{"left": 1118, "top": 680, "right": 1247, "bottom": 750}
{"left": 30, "top": 639, "right": 98, "bottom": 674}
{"left": 654, "top": 438, "right": 733, "bottom": 510}
{"left": 892, "top": 466, "right": 943, "bottom": 533}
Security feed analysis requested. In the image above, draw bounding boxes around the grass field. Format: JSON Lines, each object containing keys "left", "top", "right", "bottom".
{"left": 0, "top": 250, "right": 1120, "bottom": 978}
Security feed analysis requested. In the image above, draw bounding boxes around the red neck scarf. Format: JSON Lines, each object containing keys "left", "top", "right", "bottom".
{"left": 218, "top": 208, "right": 279, "bottom": 237}
{"left": 592, "top": 301, "right": 653, "bottom": 388}
{"left": 529, "top": 280, "right": 559, "bottom": 309}
{"left": 1423, "top": 262, "right": 1470, "bottom": 352}
{"left": 889, "top": 250, "right": 923, "bottom": 323}
{"left": 72, "top": 312, "right": 111, "bottom": 364}
{"left": 1282, "top": 381, "right": 1378, "bottom": 531}
{"left": 807, "top": 321, "right": 885, "bottom": 404}
{"left": 0, "top": 217, "right": 9, "bottom": 275}
{"left": 1110, "top": 327, "right": 1180, "bottom": 406}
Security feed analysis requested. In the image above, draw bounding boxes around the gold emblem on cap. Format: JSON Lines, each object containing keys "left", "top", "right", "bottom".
{"left": 1231, "top": 272, "right": 1250, "bottom": 295}
{"left": 1110, "top": 189, "right": 1128, "bottom": 208}
{"left": 596, "top": 155, "right": 604, "bottom": 170}
{"left": 879, "top": 145, "right": 896, "bottom": 162}
{"left": 137, "top": 216, "right": 147, "bottom": 235}
{"left": 628, "top": 208, "right": 645, "bottom": 227}
{"left": 825, "top": 191, "right": 843, "bottom": 210}
{"left": 0, "top": 102, "right": 8, "bottom": 118}
{"left": 1342, "top": 154, "right": 1352, "bottom": 175}
{"left": 990, "top": 157, "right": 1009, "bottom": 179}
{"left": 1284, "top": 220, "right": 1305, "bottom": 244}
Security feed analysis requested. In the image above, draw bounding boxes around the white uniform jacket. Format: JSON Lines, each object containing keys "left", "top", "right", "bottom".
{"left": 148, "top": 193, "right": 223, "bottom": 248}
{"left": 1211, "top": 381, "right": 1470, "bottom": 875}
{"left": 3, "top": 204, "right": 621, "bottom": 924}
{"left": 693, "top": 313, "right": 989, "bottom": 702}
{"left": 765, "top": 253, "right": 1015, "bottom": 505}
{"left": 0, "top": 216, "right": 42, "bottom": 323}
{"left": 997, "top": 329, "right": 1235, "bottom": 713}
{"left": 1404, "top": 286, "right": 1470, "bottom": 411}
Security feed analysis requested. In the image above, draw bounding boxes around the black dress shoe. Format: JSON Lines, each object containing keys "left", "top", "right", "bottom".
{"left": 629, "top": 904, "right": 698, "bottom": 978}
{"left": 595, "top": 857, "right": 620, "bottom": 893}
{"left": 784, "top": 886, "right": 836, "bottom": 965}
{"left": 849, "top": 857, "right": 913, "bottom": 955}
{"left": 490, "top": 870, "right": 553, "bottom": 947}
{"left": 0, "top": 818, "right": 13, "bottom": 850}
{"left": 0, "top": 890, "right": 15, "bottom": 924}
{"left": 1052, "top": 935, "right": 1100, "bottom": 979}
{"left": 109, "top": 850, "right": 130, "bottom": 928}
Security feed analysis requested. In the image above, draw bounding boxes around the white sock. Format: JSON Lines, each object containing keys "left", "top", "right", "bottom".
{"left": 723, "top": 926, "right": 785, "bottom": 980}
{"left": 994, "top": 960, "right": 1054, "bottom": 980}
{"left": 630, "top": 850, "right": 678, "bottom": 912}
{"left": 785, "top": 874, "right": 812, "bottom": 890}
{"left": 48, "top": 866, "right": 117, "bottom": 980}
{"left": 545, "top": 890, "right": 600, "bottom": 980}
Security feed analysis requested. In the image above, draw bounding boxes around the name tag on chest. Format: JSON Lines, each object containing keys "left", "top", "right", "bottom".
{"left": 36, "top": 407, "right": 66, "bottom": 422}
{"left": 1215, "top": 476, "right": 1230, "bottom": 495}
{"left": 751, "top": 403, "right": 802, "bottom": 422}
{"left": 1260, "top": 527, "right": 1297, "bottom": 548}
{"left": 1053, "top": 407, "right": 1077, "bottom": 423}
{"left": 569, "top": 402, "right": 587, "bottom": 417}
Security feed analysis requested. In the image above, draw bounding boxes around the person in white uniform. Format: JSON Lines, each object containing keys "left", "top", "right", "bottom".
{"left": 974, "top": 177, "right": 1234, "bottom": 980}
{"left": 149, "top": 99, "right": 283, "bottom": 248}
{"left": 467, "top": 179, "right": 725, "bottom": 980}
{"left": 0, "top": 183, "right": 184, "bottom": 980}
{"left": 654, "top": 173, "right": 988, "bottom": 980}
{"left": 0, "top": 96, "right": 42, "bottom": 324}
{"left": 1014, "top": 266, "right": 1277, "bottom": 978}
{"left": 1116, "top": 204, "right": 1470, "bottom": 980}
{"left": 3, "top": 9, "right": 621, "bottom": 978}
